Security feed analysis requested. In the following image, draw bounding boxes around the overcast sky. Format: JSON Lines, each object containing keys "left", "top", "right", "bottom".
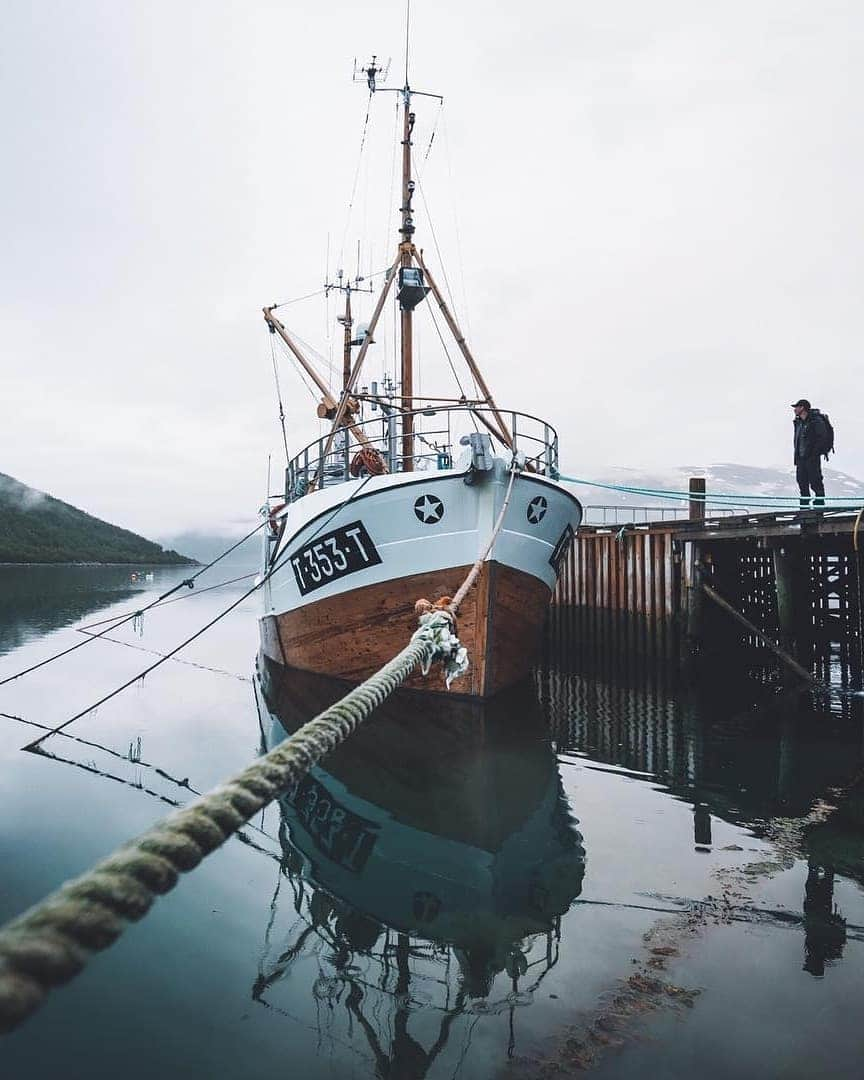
{"left": 2, "top": 1, "right": 861, "bottom": 537}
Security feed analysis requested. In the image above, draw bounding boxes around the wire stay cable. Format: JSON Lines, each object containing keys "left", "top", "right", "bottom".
{"left": 76, "top": 572, "right": 258, "bottom": 632}
{"left": 270, "top": 335, "right": 290, "bottom": 460}
{"left": 22, "top": 582, "right": 262, "bottom": 751}
{"left": 0, "top": 522, "right": 267, "bottom": 688}
{"left": 559, "top": 474, "right": 864, "bottom": 507}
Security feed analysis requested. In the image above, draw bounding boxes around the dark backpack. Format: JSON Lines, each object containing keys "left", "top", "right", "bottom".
{"left": 821, "top": 412, "right": 835, "bottom": 456}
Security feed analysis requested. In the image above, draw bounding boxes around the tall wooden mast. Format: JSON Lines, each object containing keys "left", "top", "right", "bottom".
{"left": 318, "top": 53, "right": 515, "bottom": 476}
{"left": 342, "top": 284, "right": 352, "bottom": 391}
{"left": 399, "top": 92, "right": 415, "bottom": 470}
{"left": 328, "top": 267, "right": 372, "bottom": 397}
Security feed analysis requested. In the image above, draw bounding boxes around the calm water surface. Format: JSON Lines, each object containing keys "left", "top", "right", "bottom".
{"left": 1, "top": 565, "right": 863, "bottom": 1079}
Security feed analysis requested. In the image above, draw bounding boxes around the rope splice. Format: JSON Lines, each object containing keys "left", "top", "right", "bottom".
{"left": 0, "top": 614, "right": 457, "bottom": 1035}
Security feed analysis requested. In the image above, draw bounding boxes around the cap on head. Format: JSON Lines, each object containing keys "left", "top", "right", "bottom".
{"left": 791, "top": 398, "right": 811, "bottom": 409}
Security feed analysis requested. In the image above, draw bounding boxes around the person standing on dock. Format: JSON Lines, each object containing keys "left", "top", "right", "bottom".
{"left": 792, "top": 398, "right": 832, "bottom": 508}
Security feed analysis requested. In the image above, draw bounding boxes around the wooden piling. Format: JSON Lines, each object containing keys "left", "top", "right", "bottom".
{"left": 689, "top": 477, "right": 706, "bottom": 521}
{"left": 685, "top": 546, "right": 705, "bottom": 657}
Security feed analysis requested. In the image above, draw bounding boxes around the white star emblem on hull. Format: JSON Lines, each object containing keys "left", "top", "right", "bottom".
{"left": 527, "top": 496, "right": 548, "bottom": 524}
{"left": 414, "top": 494, "right": 445, "bottom": 524}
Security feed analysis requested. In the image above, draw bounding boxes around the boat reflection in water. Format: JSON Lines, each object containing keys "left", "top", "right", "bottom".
{"left": 254, "top": 658, "right": 586, "bottom": 1071}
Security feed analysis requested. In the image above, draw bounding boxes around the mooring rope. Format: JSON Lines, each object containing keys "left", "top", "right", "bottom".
{"left": 449, "top": 463, "right": 518, "bottom": 615}
{"left": 0, "top": 612, "right": 456, "bottom": 1034}
{"left": 853, "top": 507, "right": 864, "bottom": 554}
{"left": 0, "top": 460, "right": 528, "bottom": 1032}
{"left": 0, "top": 447, "right": 532, "bottom": 1032}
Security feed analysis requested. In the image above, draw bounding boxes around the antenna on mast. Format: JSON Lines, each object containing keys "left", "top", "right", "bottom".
{"left": 325, "top": 267, "right": 374, "bottom": 391}
{"left": 344, "top": 36, "right": 445, "bottom": 472}
{"left": 404, "top": 0, "right": 411, "bottom": 83}
{"left": 353, "top": 55, "right": 390, "bottom": 93}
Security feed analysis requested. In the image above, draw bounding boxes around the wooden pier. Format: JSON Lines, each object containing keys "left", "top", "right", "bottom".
{"left": 553, "top": 494, "right": 864, "bottom": 687}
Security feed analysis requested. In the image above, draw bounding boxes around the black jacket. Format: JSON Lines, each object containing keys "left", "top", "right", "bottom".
{"left": 793, "top": 409, "right": 830, "bottom": 464}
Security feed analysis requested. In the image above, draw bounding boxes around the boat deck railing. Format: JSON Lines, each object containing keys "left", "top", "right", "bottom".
{"left": 283, "top": 405, "right": 559, "bottom": 502}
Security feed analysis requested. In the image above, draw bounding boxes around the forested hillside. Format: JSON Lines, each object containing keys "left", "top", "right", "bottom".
{"left": 0, "top": 472, "right": 193, "bottom": 564}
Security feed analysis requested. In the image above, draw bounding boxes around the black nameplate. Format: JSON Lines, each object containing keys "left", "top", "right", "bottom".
{"left": 289, "top": 520, "right": 382, "bottom": 596}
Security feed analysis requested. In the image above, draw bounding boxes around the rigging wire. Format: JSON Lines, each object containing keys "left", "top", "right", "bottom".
{"left": 413, "top": 165, "right": 480, "bottom": 400}
{"left": 6, "top": 714, "right": 282, "bottom": 854}
{"left": 420, "top": 98, "right": 444, "bottom": 167}
{"left": 22, "top": 583, "right": 263, "bottom": 750}
{"left": 74, "top": 630, "right": 251, "bottom": 678}
{"left": 270, "top": 335, "right": 290, "bottom": 460}
{"left": 76, "top": 627, "right": 251, "bottom": 682}
{"left": 76, "top": 572, "right": 258, "bottom": 631}
{"left": 413, "top": 169, "right": 460, "bottom": 321}
{"left": 442, "top": 112, "right": 474, "bottom": 346}
{"left": 274, "top": 336, "right": 319, "bottom": 405}
{"left": 276, "top": 321, "right": 339, "bottom": 383}
{"left": 404, "top": 0, "right": 411, "bottom": 84}
{"left": 423, "top": 296, "right": 468, "bottom": 401}
{"left": 271, "top": 287, "right": 328, "bottom": 311}
{"left": 271, "top": 265, "right": 393, "bottom": 317}
{"left": 382, "top": 97, "right": 400, "bottom": 276}
{"left": 339, "top": 90, "right": 375, "bottom": 272}
{"left": 272, "top": 333, "right": 331, "bottom": 402}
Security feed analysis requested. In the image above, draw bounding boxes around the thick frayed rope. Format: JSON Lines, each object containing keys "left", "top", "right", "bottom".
{"left": 0, "top": 617, "right": 451, "bottom": 1034}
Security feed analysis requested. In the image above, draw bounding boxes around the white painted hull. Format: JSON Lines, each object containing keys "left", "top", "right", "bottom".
{"left": 262, "top": 459, "right": 582, "bottom": 618}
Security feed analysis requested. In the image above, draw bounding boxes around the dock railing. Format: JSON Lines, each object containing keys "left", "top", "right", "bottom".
{"left": 581, "top": 504, "right": 750, "bottom": 526}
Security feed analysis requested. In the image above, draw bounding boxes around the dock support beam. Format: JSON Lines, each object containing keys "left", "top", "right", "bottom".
{"left": 770, "top": 540, "right": 808, "bottom": 663}
{"left": 682, "top": 543, "right": 705, "bottom": 662}
{"left": 702, "top": 581, "right": 816, "bottom": 685}
{"left": 854, "top": 528, "right": 864, "bottom": 688}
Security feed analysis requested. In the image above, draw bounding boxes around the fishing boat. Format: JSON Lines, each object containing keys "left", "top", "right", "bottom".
{"left": 259, "top": 56, "right": 582, "bottom": 697}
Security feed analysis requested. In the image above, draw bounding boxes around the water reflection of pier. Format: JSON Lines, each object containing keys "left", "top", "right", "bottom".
{"left": 538, "top": 632, "right": 864, "bottom": 979}
{"left": 254, "top": 661, "right": 586, "bottom": 1073}
{"left": 539, "top": 633, "right": 864, "bottom": 827}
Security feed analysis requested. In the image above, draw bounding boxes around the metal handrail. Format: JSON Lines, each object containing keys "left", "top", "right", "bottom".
{"left": 283, "top": 405, "right": 559, "bottom": 502}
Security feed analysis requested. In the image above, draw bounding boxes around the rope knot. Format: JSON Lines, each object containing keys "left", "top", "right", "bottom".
{"left": 411, "top": 610, "right": 469, "bottom": 689}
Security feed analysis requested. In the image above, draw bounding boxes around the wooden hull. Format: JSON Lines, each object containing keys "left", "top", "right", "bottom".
{"left": 259, "top": 559, "right": 552, "bottom": 697}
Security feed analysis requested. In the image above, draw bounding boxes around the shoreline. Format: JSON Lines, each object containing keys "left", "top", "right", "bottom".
{"left": 0, "top": 560, "right": 198, "bottom": 568}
